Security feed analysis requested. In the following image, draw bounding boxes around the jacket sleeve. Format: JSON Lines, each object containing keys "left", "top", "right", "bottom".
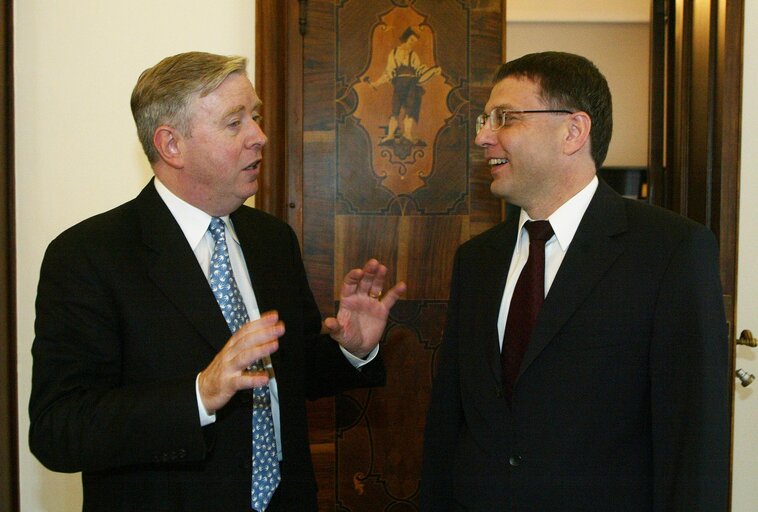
{"left": 28, "top": 233, "right": 207, "bottom": 473}
{"left": 649, "top": 225, "right": 730, "bottom": 510}
{"left": 419, "top": 248, "right": 464, "bottom": 511}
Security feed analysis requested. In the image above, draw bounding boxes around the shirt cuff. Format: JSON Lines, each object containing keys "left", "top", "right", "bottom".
{"left": 340, "top": 344, "right": 380, "bottom": 369}
{"left": 196, "top": 373, "right": 216, "bottom": 427}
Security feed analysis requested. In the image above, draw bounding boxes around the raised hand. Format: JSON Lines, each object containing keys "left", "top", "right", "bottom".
{"left": 324, "top": 259, "right": 407, "bottom": 358}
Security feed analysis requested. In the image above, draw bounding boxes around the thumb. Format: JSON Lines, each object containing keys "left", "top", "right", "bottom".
{"left": 323, "top": 317, "right": 342, "bottom": 337}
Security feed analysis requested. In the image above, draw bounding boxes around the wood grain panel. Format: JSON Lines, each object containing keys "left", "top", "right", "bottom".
{"left": 301, "top": 3, "right": 340, "bottom": 511}
{"left": 334, "top": 215, "right": 468, "bottom": 300}
{"left": 261, "top": 1, "right": 504, "bottom": 509}
{"left": 331, "top": 2, "right": 503, "bottom": 509}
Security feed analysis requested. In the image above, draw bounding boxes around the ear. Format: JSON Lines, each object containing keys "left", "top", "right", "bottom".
{"left": 563, "top": 111, "right": 592, "bottom": 157}
{"left": 153, "top": 126, "right": 185, "bottom": 169}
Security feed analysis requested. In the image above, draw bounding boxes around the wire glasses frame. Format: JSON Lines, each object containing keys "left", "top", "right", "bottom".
{"left": 475, "top": 108, "right": 575, "bottom": 134}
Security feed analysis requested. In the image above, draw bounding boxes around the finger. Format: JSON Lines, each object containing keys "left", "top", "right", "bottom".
{"left": 323, "top": 316, "right": 342, "bottom": 336}
{"left": 235, "top": 310, "right": 280, "bottom": 337}
{"left": 367, "top": 264, "right": 388, "bottom": 299}
{"left": 339, "top": 267, "right": 365, "bottom": 298}
{"left": 232, "top": 312, "right": 281, "bottom": 350}
{"left": 237, "top": 325, "right": 282, "bottom": 368}
{"left": 233, "top": 371, "right": 270, "bottom": 391}
{"left": 379, "top": 281, "right": 407, "bottom": 308}
{"left": 356, "top": 259, "right": 381, "bottom": 295}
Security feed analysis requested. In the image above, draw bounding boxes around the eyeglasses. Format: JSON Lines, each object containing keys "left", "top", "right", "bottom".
{"left": 475, "top": 108, "right": 575, "bottom": 134}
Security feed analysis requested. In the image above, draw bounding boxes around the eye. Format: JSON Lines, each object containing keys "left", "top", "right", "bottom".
{"left": 228, "top": 118, "right": 241, "bottom": 128}
{"left": 252, "top": 113, "right": 263, "bottom": 124}
{"left": 499, "top": 110, "right": 517, "bottom": 125}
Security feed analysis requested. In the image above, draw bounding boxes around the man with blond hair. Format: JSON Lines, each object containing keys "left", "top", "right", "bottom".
{"left": 30, "top": 51, "right": 405, "bottom": 511}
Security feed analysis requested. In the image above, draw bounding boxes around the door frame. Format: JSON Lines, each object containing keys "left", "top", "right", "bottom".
{"left": 255, "top": 0, "right": 304, "bottom": 240}
{"left": 1, "top": 0, "right": 19, "bottom": 510}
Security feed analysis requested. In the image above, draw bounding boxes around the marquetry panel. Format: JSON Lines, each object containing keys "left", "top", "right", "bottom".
{"left": 260, "top": 0, "right": 503, "bottom": 509}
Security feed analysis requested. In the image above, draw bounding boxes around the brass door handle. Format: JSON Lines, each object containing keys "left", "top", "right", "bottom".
{"left": 737, "top": 329, "right": 757, "bottom": 347}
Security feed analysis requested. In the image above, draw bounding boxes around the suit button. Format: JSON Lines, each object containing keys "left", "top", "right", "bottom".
{"left": 508, "top": 455, "right": 523, "bottom": 467}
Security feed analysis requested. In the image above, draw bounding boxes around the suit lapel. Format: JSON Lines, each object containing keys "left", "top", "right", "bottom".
{"left": 228, "top": 209, "right": 269, "bottom": 306}
{"left": 137, "top": 180, "right": 231, "bottom": 353}
{"left": 519, "top": 181, "right": 628, "bottom": 377}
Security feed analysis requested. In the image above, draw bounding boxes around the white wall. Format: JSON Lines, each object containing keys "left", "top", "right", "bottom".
{"left": 733, "top": 0, "right": 758, "bottom": 508}
{"left": 14, "top": 1, "right": 255, "bottom": 509}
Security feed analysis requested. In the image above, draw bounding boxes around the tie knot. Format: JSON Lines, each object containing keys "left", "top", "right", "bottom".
{"left": 525, "top": 220, "right": 554, "bottom": 242}
{"left": 208, "top": 217, "right": 226, "bottom": 243}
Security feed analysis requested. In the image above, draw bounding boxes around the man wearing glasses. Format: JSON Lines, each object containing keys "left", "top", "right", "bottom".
{"left": 420, "top": 51, "right": 729, "bottom": 511}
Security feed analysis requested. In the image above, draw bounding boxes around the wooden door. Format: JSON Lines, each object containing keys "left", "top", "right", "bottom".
{"left": 256, "top": 0, "right": 504, "bottom": 509}
{"left": 649, "top": 0, "right": 743, "bottom": 506}
{"left": 649, "top": 0, "right": 741, "bottom": 335}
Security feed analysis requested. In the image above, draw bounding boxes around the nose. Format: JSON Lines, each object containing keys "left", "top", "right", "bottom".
{"left": 474, "top": 125, "right": 494, "bottom": 148}
{"left": 246, "top": 119, "right": 267, "bottom": 149}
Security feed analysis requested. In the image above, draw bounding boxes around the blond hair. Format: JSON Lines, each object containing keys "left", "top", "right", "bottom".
{"left": 130, "top": 51, "right": 248, "bottom": 163}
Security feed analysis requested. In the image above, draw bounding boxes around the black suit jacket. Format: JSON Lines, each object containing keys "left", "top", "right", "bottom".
{"left": 29, "top": 180, "right": 384, "bottom": 511}
{"left": 421, "top": 181, "right": 730, "bottom": 511}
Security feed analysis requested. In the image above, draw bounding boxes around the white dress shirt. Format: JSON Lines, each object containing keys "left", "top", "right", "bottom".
{"left": 497, "top": 176, "right": 599, "bottom": 348}
{"left": 153, "top": 178, "right": 376, "bottom": 460}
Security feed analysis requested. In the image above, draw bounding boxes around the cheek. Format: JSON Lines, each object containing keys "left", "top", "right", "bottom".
{"left": 213, "top": 145, "right": 242, "bottom": 171}
{"left": 494, "top": 132, "right": 510, "bottom": 149}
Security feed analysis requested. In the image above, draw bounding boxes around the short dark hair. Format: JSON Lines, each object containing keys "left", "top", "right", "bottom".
{"left": 494, "top": 51, "right": 613, "bottom": 168}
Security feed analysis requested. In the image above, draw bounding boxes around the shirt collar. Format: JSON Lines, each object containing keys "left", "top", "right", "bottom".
{"left": 153, "top": 177, "right": 239, "bottom": 248}
{"left": 517, "top": 175, "right": 598, "bottom": 252}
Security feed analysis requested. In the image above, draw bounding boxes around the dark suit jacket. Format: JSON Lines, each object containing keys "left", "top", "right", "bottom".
{"left": 29, "top": 180, "right": 384, "bottom": 511}
{"left": 420, "top": 180, "right": 730, "bottom": 511}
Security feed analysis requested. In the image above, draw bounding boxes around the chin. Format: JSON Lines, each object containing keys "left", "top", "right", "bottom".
{"left": 239, "top": 181, "right": 258, "bottom": 198}
{"left": 490, "top": 182, "right": 510, "bottom": 200}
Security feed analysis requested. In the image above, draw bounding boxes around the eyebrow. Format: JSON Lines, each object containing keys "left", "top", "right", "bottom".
{"left": 222, "top": 105, "right": 245, "bottom": 119}
{"left": 487, "top": 104, "right": 518, "bottom": 111}
{"left": 222, "top": 101, "right": 263, "bottom": 120}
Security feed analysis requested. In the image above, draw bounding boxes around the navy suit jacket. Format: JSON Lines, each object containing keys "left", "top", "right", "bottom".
{"left": 29, "top": 180, "right": 384, "bottom": 511}
{"left": 421, "top": 180, "right": 730, "bottom": 511}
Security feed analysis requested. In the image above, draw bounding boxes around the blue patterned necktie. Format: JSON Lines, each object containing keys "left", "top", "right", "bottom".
{"left": 208, "top": 217, "right": 280, "bottom": 511}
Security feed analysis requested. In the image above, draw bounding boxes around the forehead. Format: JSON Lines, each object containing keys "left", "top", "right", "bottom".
{"left": 484, "top": 76, "right": 544, "bottom": 112}
{"left": 193, "top": 73, "right": 260, "bottom": 117}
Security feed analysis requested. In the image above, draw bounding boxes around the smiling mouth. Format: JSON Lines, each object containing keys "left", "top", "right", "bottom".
{"left": 488, "top": 158, "right": 509, "bottom": 166}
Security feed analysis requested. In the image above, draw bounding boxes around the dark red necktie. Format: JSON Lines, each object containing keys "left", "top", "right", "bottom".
{"left": 502, "top": 220, "right": 554, "bottom": 399}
